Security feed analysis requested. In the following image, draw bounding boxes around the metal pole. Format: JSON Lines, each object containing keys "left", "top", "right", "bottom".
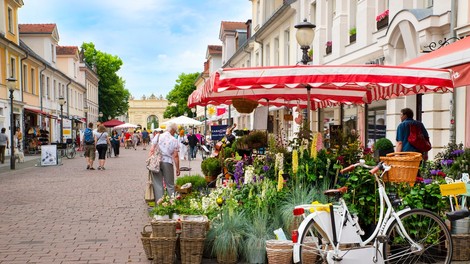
{"left": 10, "top": 90, "right": 15, "bottom": 170}
{"left": 60, "top": 105, "right": 64, "bottom": 143}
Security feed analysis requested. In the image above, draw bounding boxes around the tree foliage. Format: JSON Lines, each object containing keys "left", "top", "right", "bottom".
{"left": 80, "top": 42, "right": 130, "bottom": 119}
{"left": 164, "top": 72, "right": 200, "bottom": 119}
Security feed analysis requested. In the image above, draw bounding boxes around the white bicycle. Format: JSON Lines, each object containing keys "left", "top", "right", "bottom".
{"left": 292, "top": 160, "right": 452, "bottom": 263}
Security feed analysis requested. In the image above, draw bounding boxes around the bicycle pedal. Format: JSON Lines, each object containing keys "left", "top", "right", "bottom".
{"left": 376, "top": 235, "right": 388, "bottom": 243}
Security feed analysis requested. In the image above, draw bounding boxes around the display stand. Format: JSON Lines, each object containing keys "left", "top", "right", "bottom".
{"left": 40, "top": 145, "right": 59, "bottom": 166}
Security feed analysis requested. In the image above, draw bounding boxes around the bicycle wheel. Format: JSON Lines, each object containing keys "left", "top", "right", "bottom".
{"left": 298, "top": 217, "right": 328, "bottom": 263}
{"left": 383, "top": 208, "right": 452, "bottom": 264}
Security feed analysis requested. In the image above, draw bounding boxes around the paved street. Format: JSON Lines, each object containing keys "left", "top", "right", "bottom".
{"left": 0, "top": 147, "right": 206, "bottom": 264}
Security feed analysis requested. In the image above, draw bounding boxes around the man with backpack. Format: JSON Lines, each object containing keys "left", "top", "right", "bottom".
{"left": 83, "top": 122, "right": 96, "bottom": 170}
{"left": 396, "top": 108, "right": 431, "bottom": 158}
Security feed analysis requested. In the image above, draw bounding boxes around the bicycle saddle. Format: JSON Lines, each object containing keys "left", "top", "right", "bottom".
{"left": 323, "top": 186, "right": 348, "bottom": 197}
{"left": 446, "top": 208, "right": 470, "bottom": 221}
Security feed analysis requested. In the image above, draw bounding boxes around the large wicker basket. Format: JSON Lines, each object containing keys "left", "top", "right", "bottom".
{"left": 150, "top": 236, "right": 177, "bottom": 263}
{"left": 266, "top": 240, "right": 293, "bottom": 264}
{"left": 180, "top": 215, "right": 209, "bottom": 238}
{"left": 180, "top": 237, "right": 205, "bottom": 264}
{"left": 452, "top": 234, "right": 470, "bottom": 261}
{"left": 380, "top": 152, "right": 422, "bottom": 186}
{"left": 301, "top": 237, "right": 318, "bottom": 263}
{"left": 140, "top": 224, "right": 153, "bottom": 260}
{"left": 232, "top": 98, "right": 258, "bottom": 114}
{"left": 151, "top": 219, "right": 177, "bottom": 238}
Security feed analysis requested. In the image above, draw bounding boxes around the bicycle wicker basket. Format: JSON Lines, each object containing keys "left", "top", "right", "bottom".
{"left": 380, "top": 152, "right": 422, "bottom": 186}
{"left": 232, "top": 98, "right": 258, "bottom": 114}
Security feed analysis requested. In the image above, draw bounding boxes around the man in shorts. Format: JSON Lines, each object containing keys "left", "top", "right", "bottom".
{"left": 83, "top": 122, "right": 96, "bottom": 170}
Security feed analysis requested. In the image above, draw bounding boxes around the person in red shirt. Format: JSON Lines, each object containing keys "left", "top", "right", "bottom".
{"left": 124, "top": 131, "right": 132, "bottom": 149}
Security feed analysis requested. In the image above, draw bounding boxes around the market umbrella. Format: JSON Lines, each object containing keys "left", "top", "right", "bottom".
{"left": 102, "top": 119, "right": 125, "bottom": 128}
{"left": 162, "top": 116, "right": 202, "bottom": 126}
{"left": 188, "top": 64, "right": 454, "bottom": 110}
{"left": 112, "top": 123, "right": 138, "bottom": 130}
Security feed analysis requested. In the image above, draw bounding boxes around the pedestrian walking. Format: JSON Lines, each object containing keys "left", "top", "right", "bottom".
{"left": 187, "top": 130, "right": 199, "bottom": 160}
{"left": 110, "top": 130, "right": 120, "bottom": 157}
{"left": 132, "top": 131, "right": 140, "bottom": 150}
{"left": 83, "top": 122, "right": 96, "bottom": 170}
{"left": 148, "top": 123, "right": 180, "bottom": 202}
{"left": 0, "top": 128, "right": 9, "bottom": 164}
{"left": 95, "top": 124, "right": 110, "bottom": 170}
{"left": 141, "top": 127, "right": 149, "bottom": 150}
{"left": 178, "top": 129, "right": 188, "bottom": 160}
{"left": 396, "top": 108, "right": 430, "bottom": 159}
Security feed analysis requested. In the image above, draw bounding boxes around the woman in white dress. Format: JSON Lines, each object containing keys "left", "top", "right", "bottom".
{"left": 177, "top": 129, "right": 188, "bottom": 160}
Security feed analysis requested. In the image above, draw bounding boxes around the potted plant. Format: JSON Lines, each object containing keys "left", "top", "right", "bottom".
{"left": 246, "top": 130, "right": 267, "bottom": 149}
{"left": 206, "top": 208, "right": 247, "bottom": 264}
{"left": 201, "top": 157, "right": 222, "bottom": 182}
{"left": 374, "top": 137, "right": 394, "bottom": 158}
{"left": 349, "top": 27, "right": 357, "bottom": 43}
{"left": 325, "top": 41, "right": 332, "bottom": 54}
{"left": 175, "top": 174, "right": 207, "bottom": 192}
{"left": 150, "top": 190, "right": 175, "bottom": 219}
{"left": 243, "top": 209, "right": 273, "bottom": 264}
{"left": 376, "top": 9, "right": 389, "bottom": 30}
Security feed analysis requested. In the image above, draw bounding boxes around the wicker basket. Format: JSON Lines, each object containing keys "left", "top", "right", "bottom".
{"left": 140, "top": 224, "right": 153, "bottom": 260}
{"left": 452, "top": 234, "right": 470, "bottom": 261}
{"left": 150, "top": 236, "right": 177, "bottom": 263}
{"left": 232, "top": 98, "right": 258, "bottom": 114}
{"left": 266, "top": 240, "right": 293, "bottom": 264}
{"left": 216, "top": 250, "right": 238, "bottom": 264}
{"left": 380, "top": 152, "right": 422, "bottom": 186}
{"left": 180, "top": 237, "right": 205, "bottom": 264}
{"left": 180, "top": 215, "right": 209, "bottom": 238}
{"left": 301, "top": 237, "right": 318, "bottom": 263}
{"left": 151, "top": 219, "right": 177, "bottom": 238}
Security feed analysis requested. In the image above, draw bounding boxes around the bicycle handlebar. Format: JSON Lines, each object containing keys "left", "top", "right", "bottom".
{"left": 340, "top": 159, "right": 389, "bottom": 175}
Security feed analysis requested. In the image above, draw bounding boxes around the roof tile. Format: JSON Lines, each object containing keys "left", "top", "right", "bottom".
{"left": 19, "top": 23, "right": 57, "bottom": 34}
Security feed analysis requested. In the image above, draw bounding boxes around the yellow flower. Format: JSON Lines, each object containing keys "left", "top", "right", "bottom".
{"left": 292, "top": 149, "right": 298, "bottom": 174}
{"left": 277, "top": 170, "right": 284, "bottom": 191}
{"left": 310, "top": 133, "right": 318, "bottom": 160}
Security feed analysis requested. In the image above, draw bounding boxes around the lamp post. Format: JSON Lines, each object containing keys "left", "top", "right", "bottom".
{"left": 58, "top": 95, "right": 66, "bottom": 143}
{"left": 295, "top": 19, "right": 316, "bottom": 127}
{"left": 7, "top": 77, "right": 16, "bottom": 170}
{"left": 99, "top": 111, "right": 103, "bottom": 122}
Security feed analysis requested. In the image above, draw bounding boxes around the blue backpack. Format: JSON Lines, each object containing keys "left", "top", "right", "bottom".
{"left": 84, "top": 128, "right": 94, "bottom": 144}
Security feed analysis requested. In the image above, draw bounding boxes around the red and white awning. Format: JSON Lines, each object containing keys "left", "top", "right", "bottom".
{"left": 188, "top": 64, "right": 454, "bottom": 109}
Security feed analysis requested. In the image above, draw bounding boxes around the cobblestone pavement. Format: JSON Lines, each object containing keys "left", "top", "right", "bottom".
{"left": 0, "top": 146, "right": 211, "bottom": 264}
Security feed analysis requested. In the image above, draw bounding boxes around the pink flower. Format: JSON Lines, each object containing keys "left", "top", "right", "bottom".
{"left": 376, "top": 9, "right": 389, "bottom": 22}
{"left": 326, "top": 41, "right": 332, "bottom": 47}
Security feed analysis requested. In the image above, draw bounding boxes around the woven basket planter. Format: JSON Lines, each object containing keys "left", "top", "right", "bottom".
{"left": 452, "top": 234, "right": 470, "bottom": 261}
{"left": 140, "top": 224, "right": 153, "bottom": 260}
{"left": 180, "top": 215, "right": 209, "bottom": 238}
{"left": 266, "top": 240, "right": 293, "bottom": 264}
{"left": 232, "top": 98, "right": 258, "bottom": 114}
{"left": 151, "top": 219, "right": 177, "bottom": 238}
{"left": 180, "top": 237, "right": 205, "bottom": 264}
{"left": 380, "top": 152, "right": 422, "bottom": 186}
{"left": 150, "top": 236, "right": 177, "bottom": 263}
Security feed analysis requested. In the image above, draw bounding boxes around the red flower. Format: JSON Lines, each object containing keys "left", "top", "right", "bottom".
{"left": 376, "top": 9, "right": 389, "bottom": 22}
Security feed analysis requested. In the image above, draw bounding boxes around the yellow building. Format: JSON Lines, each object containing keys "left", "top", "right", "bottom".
{"left": 128, "top": 94, "right": 168, "bottom": 131}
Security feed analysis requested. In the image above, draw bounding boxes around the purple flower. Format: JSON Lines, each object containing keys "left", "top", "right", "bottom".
{"left": 423, "top": 178, "right": 433, "bottom": 185}
{"left": 263, "top": 165, "right": 270, "bottom": 172}
{"left": 451, "top": 149, "right": 464, "bottom": 156}
{"left": 430, "top": 169, "right": 441, "bottom": 175}
{"left": 441, "top": 159, "right": 454, "bottom": 166}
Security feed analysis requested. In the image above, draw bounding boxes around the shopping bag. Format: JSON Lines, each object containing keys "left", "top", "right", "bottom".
{"left": 144, "top": 171, "right": 155, "bottom": 203}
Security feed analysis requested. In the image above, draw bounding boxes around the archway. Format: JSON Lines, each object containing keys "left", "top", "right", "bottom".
{"left": 147, "top": 115, "right": 159, "bottom": 131}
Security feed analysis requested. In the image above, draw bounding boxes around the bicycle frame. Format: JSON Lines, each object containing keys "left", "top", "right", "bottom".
{"left": 293, "top": 163, "right": 421, "bottom": 263}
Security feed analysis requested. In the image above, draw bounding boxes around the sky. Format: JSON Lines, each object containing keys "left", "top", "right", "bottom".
{"left": 19, "top": 0, "right": 251, "bottom": 98}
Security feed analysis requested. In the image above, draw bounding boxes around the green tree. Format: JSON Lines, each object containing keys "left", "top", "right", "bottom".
{"left": 81, "top": 42, "right": 130, "bottom": 119}
{"left": 164, "top": 72, "right": 200, "bottom": 118}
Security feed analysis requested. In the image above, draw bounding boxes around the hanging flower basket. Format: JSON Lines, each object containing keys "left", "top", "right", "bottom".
{"left": 232, "top": 98, "right": 258, "bottom": 114}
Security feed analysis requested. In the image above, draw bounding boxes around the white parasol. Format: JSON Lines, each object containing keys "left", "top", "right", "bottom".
{"left": 162, "top": 116, "right": 202, "bottom": 126}
{"left": 112, "top": 123, "right": 138, "bottom": 130}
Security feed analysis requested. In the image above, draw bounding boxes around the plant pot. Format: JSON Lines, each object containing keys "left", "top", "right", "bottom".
{"left": 325, "top": 45, "right": 332, "bottom": 55}
{"left": 205, "top": 175, "right": 217, "bottom": 183}
{"left": 378, "top": 148, "right": 394, "bottom": 157}
{"left": 377, "top": 16, "right": 389, "bottom": 30}
{"left": 154, "top": 214, "right": 170, "bottom": 220}
{"left": 349, "top": 34, "right": 356, "bottom": 43}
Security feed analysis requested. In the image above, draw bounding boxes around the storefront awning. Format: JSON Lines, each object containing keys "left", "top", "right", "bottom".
{"left": 401, "top": 37, "right": 470, "bottom": 87}
{"left": 24, "top": 107, "right": 56, "bottom": 118}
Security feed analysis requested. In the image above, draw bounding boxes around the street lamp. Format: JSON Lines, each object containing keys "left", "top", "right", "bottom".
{"left": 6, "top": 77, "right": 16, "bottom": 170}
{"left": 58, "top": 95, "right": 66, "bottom": 143}
{"left": 295, "top": 19, "right": 316, "bottom": 127}
{"left": 294, "top": 19, "right": 316, "bottom": 65}
{"left": 99, "top": 111, "right": 103, "bottom": 122}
